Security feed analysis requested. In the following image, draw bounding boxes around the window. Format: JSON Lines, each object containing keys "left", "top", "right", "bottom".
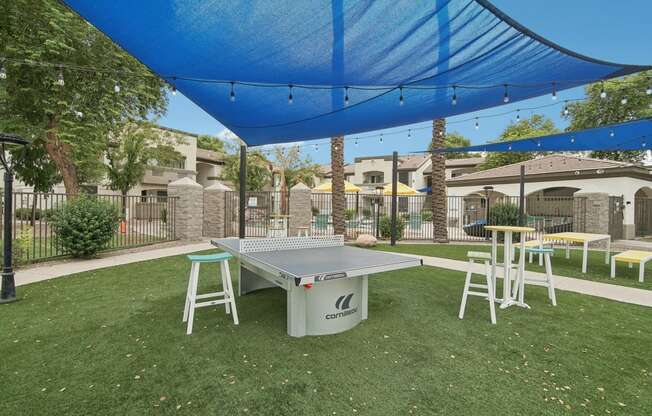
{"left": 363, "top": 172, "right": 384, "bottom": 184}
{"left": 149, "top": 157, "right": 186, "bottom": 170}
{"left": 399, "top": 196, "right": 408, "bottom": 212}
{"left": 398, "top": 171, "right": 409, "bottom": 185}
{"left": 80, "top": 185, "right": 98, "bottom": 195}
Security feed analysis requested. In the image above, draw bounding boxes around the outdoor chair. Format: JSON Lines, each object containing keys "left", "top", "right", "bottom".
{"left": 610, "top": 250, "right": 652, "bottom": 283}
{"left": 183, "top": 253, "right": 239, "bottom": 335}
{"left": 459, "top": 251, "right": 497, "bottom": 324}
{"left": 522, "top": 247, "right": 557, "bottom": 306}
{"left": 523, "top": 239, "right": 554, "bottom": 266}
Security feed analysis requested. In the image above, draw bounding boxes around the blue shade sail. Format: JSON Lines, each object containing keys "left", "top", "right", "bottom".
{"left": 62, "top": 0, "right": 650, "bottom": 146}
{"left": 436, "top": 118, "right": 652, "bottom": 153}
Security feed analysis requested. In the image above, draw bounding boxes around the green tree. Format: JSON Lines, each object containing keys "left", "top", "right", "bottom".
{"left": 197, "top": 135, "right": 226, "bottom": 153}
{"left": 428, "top": 131, "right": 472, "bottom": 159}
{"left": 272, "top": 145, "right": 321, "bottom": 189}
{"left": 0, "top": 0, "right": 167, "bottom": 194}
{"left": 221, "top": 150, "right": 271, "bottom": 191}
{"left": 105, "top": 122, "right": 183, "bottom": 216}
{"left": 565, "top": 71, "right": 652, "bottom": 162}
{"left": 479, "top": 115, "right": 559, "bottom": 170}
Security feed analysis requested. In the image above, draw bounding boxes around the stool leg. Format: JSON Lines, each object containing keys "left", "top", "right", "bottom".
{"left": 639, "top": 261, "right": 646, "bottom": 283}
{"left": 458, "top": 260, "right": 473, "bottom": 320}
{"left": 544, "top": 253, "right": 556, "bottom": 306}
{"left": 183, "top": 262, "right": 197, "bottom": 323}
{"left": 219, "top": 261, "right": 231, "bottom": 315}
{"left": 610, "top": 256, "right": 616, "bottom": 278}
{"left": 223, "top": 260, "right": 239, "bottom": 325}
{"left": 485, "top": 260, "right": 496, "bottom": 324}
{"left": 186, "top": 263, "right": 200, "bottom": 335}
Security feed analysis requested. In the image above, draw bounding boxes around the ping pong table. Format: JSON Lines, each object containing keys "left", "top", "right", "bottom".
{"left": 212, "top": 236, "right": 422, "bottom": 337}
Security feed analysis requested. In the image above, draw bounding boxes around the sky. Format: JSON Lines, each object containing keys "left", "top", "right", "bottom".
{"left": 156, "top": 0, "right": 652, "bottom": 165}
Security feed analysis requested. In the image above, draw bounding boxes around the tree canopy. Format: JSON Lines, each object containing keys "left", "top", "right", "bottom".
{"left": 221, "top": 150, "right": 271, "bottom": 191}
{"left": 565, "top": 71, "right": 652, "bottom": 163}
{"left": 428, "top": 131, "right": 472, "bottom": 159}
{"left": 272, "top": 146, "right": 321, "bottom": 189}
{"left": 0, "top": 0, "right": 168, "bottom": 193}
{"left": 479, "top": 115, "right": 559, "bottom": 170}
{"left": 196, "top": 135, "right": 226, "bottom": 154}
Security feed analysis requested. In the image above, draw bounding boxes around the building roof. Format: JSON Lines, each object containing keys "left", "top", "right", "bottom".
{"left": 447, "top": 154, "right": 652, "bottom": 186}
{"left": 397, "top": 155, "right": 430, "bottom": 171}
{"left": 319, "top": 164, "right": 355, "bottom": 177}
{"left": 196, "top": 148, "right": 225, "bottom": 164}
{"left": 422, "top": 156, "right": 486, "bottom": 174}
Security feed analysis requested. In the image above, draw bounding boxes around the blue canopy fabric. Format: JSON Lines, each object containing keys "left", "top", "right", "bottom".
{"left": 63, "top": 0, "right": 649, "bottom": 146}
{"left": 437, "top": 118, "right": 652, "bottom": 153}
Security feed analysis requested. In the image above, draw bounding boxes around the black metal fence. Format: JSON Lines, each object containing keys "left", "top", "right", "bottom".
{"left": 310, "top": 193, "right": 580, "bottom": 241}
{"left": 224, "top": 191, "right": 290, "bottom": 237}
{"left": 2, "top": 192, "right": 177, "bottom": 263}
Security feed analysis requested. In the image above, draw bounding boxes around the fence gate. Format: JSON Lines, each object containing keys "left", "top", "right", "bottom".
{"left": 608, "top": 196, "right": 624, "bottom": 240}
{"left": 224, "top": 191, "right": 290, "bottom": 237}
{"left": 635, "top": 198, "right": 652, "bottom": 237}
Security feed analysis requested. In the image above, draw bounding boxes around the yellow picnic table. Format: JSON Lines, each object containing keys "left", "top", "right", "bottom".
{"left": 484, "top": 225, "right": 535, "bottom": 309}
{"left": 542, "top": 232, "right": 611, "bottom": 273}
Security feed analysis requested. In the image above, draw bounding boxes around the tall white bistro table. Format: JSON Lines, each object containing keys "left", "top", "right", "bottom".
{"left": 542, "top": 232, "right": 611, "bottom": 274}
{"left": 484, "top": 225, "right": 535, "bottom": 309}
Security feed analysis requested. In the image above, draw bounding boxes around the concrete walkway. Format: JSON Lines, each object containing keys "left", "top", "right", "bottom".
{"left": 15, "top": 241, "right": 214, "bottom": 287}
{"left": 397, "top": 253, "right": 652, "bottom": 307}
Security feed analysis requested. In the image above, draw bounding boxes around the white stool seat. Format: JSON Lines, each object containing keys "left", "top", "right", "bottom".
{"left": 183, "top": 253, "right": 239, "bottom": 334}
{"left": 459, "top": 251, "right": 497, "bottom": 324}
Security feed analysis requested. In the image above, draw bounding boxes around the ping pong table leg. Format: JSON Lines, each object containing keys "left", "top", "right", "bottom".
{"left": 361, "top": 275, "right": 368, "bottom": 320}
{"left": 286, "top": 284, "right": 306, "bottom": 337}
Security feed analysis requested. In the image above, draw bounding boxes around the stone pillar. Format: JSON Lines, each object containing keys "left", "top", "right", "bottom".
{"left": 573, "top": 193, "right": 609, "bottom": 248}
{"left": 203, "top": 183, "right": 231, "bottom": 238}
{"left": 168, "top": 177, "right": 203, "bottom": 240}
{"left": 289, "top": 182, "right": 312, "bottom": 236}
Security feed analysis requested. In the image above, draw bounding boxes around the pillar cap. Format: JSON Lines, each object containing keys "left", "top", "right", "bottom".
{"left": 205, "top": 182, "right": 232, "bottom": 191}
{"left": 168, "top": 177, "right": 202, "bottom": 188}
{"left": 291, "top": 182, "right": 310, "bottom": 191}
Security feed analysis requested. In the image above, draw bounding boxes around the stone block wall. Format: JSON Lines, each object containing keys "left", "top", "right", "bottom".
{"left": 203, "top": 183, "right": 231, "bottom": 238}
{"left": 167, "top": 177, "right": 204, "bottom": 240}
{"left": 289, "top": 183, "right": 312, "bottom": 236}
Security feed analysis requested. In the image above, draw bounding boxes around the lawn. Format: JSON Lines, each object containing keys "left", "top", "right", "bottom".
{"left": 372, "top": 243, "right": 652, "bottom": 291}
{"left": 1, "top": 250, "right": 650, "bottom": 415}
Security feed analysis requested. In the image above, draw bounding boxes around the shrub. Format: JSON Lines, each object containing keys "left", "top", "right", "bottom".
{"left": 488, "top": 202, "right": 521, "bottom": 242}
{"left": 51, "top": 196, "right": 120, "bottom": 258}
{"left": 15, "top": 208, "right": 54, "bottom": 221}
{"left": 362, "top": 207, "right": 372, "bottom": 219}
{"left": 12, "top": 226, "right": 33, "bottom": 267}
{"left": 161, "top": 207, "right": 167, "bottom": 224}
{"left": 378, "top": 215, "right": 405, "bottom": 240}
{"left": 345, "top": 208, "right": 356, "bottom": 221}
{"left": 421, "top": 210, "right": 433, "bottom": 222}
{"left": 311, "top": 206, "right": 320, "bottom": 216}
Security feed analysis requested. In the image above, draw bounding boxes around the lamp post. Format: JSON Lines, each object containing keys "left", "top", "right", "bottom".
{"left": 375, "top": 185, "right": 384, "bottom": 238}
{"left": 483, "top": 185, "right": 494, "bottom": 240}
{"left": 0, "top": 133, "right": 29, "bottom": 304}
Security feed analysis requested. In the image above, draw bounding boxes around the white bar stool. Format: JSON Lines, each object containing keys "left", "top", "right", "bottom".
{"left": 522, "top": 247, "right": 557, "bottom": 306}
{"left": 459, "top": 251, "right": 497, "bottom": 324}
{"left": 183, "top": 252, "right": 239, "bottom": 335}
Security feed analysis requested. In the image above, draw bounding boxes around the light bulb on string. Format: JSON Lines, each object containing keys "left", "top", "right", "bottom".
{"left": 451, "top": 86, "right": 457, "bottom": 106}
{"left": 288, "top": 84, "right": 293, "bottom": 104}
{"left": 570, "top": 136, "right": 575, "bottom": 143}
{"left": 408, "top": 129, "right": 411, "bottom": 139}
{"left": 537, "top": 141, "right": 541, "bottom": 148}
{"left": 551, "top": 82, "right": 557, "bottom": 100}
{"left": 647, "top": 83, "right": 652, "bottom": 95}
{"left": 0, "top": 63, "right": 7, "bottom": 80}
{"left": 563, "top": 101, "right": 569, "bottom": 116}
{"left": 344, "top": 87, "right": 349, "bottom": 106}
{"left": 642, "top": 138, "right": 647, "bottom": 148}
{"left": 600, "top": 81, "right": 607, "bottom": 99}
{"left": 380, "top": 133, "right": 383, "bottom": 144}
{"left": 474, "top": 118, "right": 479, "bottom": 130}
{"left": 114, "top": 82, "right": 121, "bottom": 93}
{"left": 399, "top": 86, "right": 404, "bottom": 106}
{"left": 56, "top": 67, "right": 65, "bottom": 86}
{"left": 516, "top": 109, "right": 520, "bottom": 121}
{"left": 503, "top": 84, "right": 509, "bottom": 103}
{"left": 609, "top": 129, "right": 615, "bottom": 137}
{"left": 230, "top": 82, "right": 236, "bottom": 102}
{"left": 171, "top": 85, "right": 177, "bottom": 95}
{"left": 355, "top": 138, "right": 358, "bottom": 147}
{"left": 508, "top": 144, "right": 512, "bottom": 151}
{"left": 621, "top": 97, "right": 628, "bottom": 105}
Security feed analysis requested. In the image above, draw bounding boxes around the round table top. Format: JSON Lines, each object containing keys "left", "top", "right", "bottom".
{"left": 484, "top": 225, "right": 535, "bottom": 233}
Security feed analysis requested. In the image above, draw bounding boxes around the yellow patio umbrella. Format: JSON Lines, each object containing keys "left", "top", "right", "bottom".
{"left": 383, "top": 182, "right": 419, "bottom": 195}
{"left": 312, "top": 180, "right": 361, "bottom": 193}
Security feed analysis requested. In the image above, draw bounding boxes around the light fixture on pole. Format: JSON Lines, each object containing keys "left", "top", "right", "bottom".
{"left": 483, "top": 185, "right": 494, "bottom": 239}
{"left": 0, "top": 133, "right": 29, "bottom": 304}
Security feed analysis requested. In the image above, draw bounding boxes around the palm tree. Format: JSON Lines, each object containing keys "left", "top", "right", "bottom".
{"left": 331, "top": 136, "right": 346, "bottom": 236}
{"left": 430, "top": 119, "right": 449, "bottom": 243}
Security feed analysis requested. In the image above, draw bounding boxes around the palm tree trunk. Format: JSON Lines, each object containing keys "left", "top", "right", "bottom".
{"left": 431, "top": 119, "right": 449, "bottom": 243}
{"left": 331, "top": 136, "right": 345, "bottom": 236}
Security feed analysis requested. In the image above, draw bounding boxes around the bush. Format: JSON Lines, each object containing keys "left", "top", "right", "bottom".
{"left": 345, "top": 208, "right": 356, "bottom": 221}
{"left": 488, "top": 202, "right": 521, "bottom": 242}
{"left": 12, "top": 226, "right": 33, "bottom": 267}
{"left": 362, "top": 207, "right": 372, "bottom": 219}
{"left": 51, "top": 196, "right": 120, "bottom": 258}
{"left": 311, "top": 206, "right": 320, "bottom": 216}
{"left": 378, "top": 215, "right": 405, "bottom": 240}
{"left": 421, "top": 210, "right": 433, "bottom": 222}
{"left": 15, "top": 207, "right": 54, "bottom": 221}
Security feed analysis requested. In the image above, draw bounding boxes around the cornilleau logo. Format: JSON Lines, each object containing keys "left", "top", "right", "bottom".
{"left": 325, "top": 293, "right": 358, "bottom": 319}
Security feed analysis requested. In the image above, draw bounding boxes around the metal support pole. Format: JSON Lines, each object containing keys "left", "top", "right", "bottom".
{"left": 519, "top": 165, "right": 525, "bottom": 226}
{"left": 390, "top": 151, "right": 398, "bottom": 246}
{"left": 0, "top": 171, "right": 15, "bottom": 303}
{"left": 238, "top": 145, "right": 246, "bottom": 239}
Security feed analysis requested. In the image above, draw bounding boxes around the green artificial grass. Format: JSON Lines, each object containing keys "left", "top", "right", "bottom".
{"left": 373, "top": 243, "right": 652, "bottom": 291}
{"left": 1, "top": 250, "right": 650, "bottom": 415}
